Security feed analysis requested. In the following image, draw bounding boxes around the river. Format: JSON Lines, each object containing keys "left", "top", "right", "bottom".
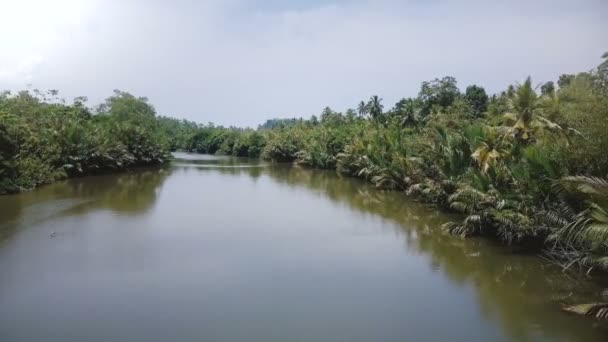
{"left": 0, "top": 153, "right": 606, "bottom": 341}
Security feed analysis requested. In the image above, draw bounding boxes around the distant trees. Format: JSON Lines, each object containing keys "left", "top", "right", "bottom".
{"left": 419, "top": 76, "right": 460, "bottom": 116}
{"left": 360, "top": 78, "right": 489, "bottom": 122}
{"left": 319, "top": 107, "right": 347, "bottom": 126}
{"left": 464, "top": 85, "right": 489, "bottom": 117}
{"left": 540, "top": 81, "right": 555, "bottom": 97}
{"left": 558, "top": 74, "right": 575, "bottom": 88}
{"left": 258, "top": 118, "right": 302, "bottom": 130}
{"left": 97, "top": 90, "right": 156, "bottom": 122}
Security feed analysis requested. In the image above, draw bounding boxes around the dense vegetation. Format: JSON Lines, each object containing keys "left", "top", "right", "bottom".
{"left": 0, "top": 90, "right": 171, "bottom": 193}
{"left": 174, "top": 54, "right": 608, "bottom": 273}
{"left": 1, "top": 53, "right": 607, "bottom": 273}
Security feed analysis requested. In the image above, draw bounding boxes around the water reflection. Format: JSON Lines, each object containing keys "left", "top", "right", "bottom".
{"left": 171, "top": 152, "right": 267, "bottom": 180}
{"left": 258, "top": 163, "right": 608, "bottom": 341}
{"left": 0, "top": 168, "right": 170, "bottom": 243}
{"left": 1, "top": 154, "right": 608, "bottom": 342}
{"left": 171, "top": 156, "right": 608, "bottom": 339}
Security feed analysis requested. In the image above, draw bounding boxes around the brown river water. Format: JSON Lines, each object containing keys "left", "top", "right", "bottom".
{"left": 0, "top": 152, "right": 607, "bottom": 341}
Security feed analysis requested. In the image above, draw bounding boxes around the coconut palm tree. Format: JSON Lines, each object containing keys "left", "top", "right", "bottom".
{"left": 367, "top": 95, "right": 384, "bottom": 120}
{"left": 504, "top": 77, "right": 572, "bottom": 145}
{"left": 397, "top": 98, "right": 423, "bottom": 128}
{"left": 357, "top": 101, "right": 368, "bottom": 117}
{"left": 504, "top": 77, "right": 540, "bottom": 143}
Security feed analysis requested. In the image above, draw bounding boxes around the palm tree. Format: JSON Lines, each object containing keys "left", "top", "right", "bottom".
{"left": 471, "top": 127, "right": 509, "bottom": 173}
{"left": 504, "top": 77, "right": 571, "bottom": 145}
{"left": 397, "top": 98, "right": 422, "bottom": 128}
{"left": 504, "top": 77, "right": 540, "bottom": 143}
{"left": 546, "top": 176, "right": 608, "bottom": 314}
{"left": 367, "top": 95, "right": 383, "bottom": 120}
{"left": 548, "top": 176, "right": 608, "bottom": 250}
{"left": 357, "top": 101, "right": 368, "bottom": 117}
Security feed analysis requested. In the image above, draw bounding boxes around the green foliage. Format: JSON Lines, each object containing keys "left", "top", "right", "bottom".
{"left": 419, "top": 76, "right": 461, "bottom": 116}
{"left": 258, "top": 118, "right": 303, "bottom": 130}
{"left": 357, "top": 101, "right": 368, "bottom": 117}
{"left": 558, "top": 74, "right": 575, "bottom": 88}
{"left": 557, "top": 72, "right": 608, "bottom": 175}
{"left": 2, "top": 53, "right": 608, "bottom": 275}
{"left": 157, "top": 116, "right": 199, "bottom": 151}
{"left": 543, "top": 176, "right": 608, "bottom": 272}
{"left": 393, "top": 98, "right": 424, "bottom": 128}
{"left": 251, "top": 54, "right": 608, "bottom": 268}
{"left": 0, "top": 90, "right": 171, "bottom": 194}
{"left": 367, "top": 95, "right": 384, "bottom": 120}
{"left": 541, "top": 81, "right": 555, "bottom": 97}
{"left": 562, "top": 303, "right": 608, "bottom": 319}
{"left": 464, "top": 85, "right": 489, "bottom": 117}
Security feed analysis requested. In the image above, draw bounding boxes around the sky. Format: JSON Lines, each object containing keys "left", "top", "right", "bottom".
{"left": 0, "top": 0, "right": 606, "bottom": 127}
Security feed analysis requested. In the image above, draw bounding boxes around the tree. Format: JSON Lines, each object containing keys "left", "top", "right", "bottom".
{"left": 97, "top": 90, "right": 157, "bottom": 124}
{"left": 310, "top": 115, "right": 319, "bottom": 125}
{"left": 320, "top": 106, "right": 334, "bottom": 123}
{"left": 418, "top": 76, "right": 460, "bottom": 116}
{"left": 544, "top": 176, "right": 608, "bottom": 273}
{"left": 345, "top": 108, "right": 357, "bottom": 122}
{"left": 540, "top": 81, "right": 555, "bottom": 97}
{"left": 357, "top": 101, "right": 368, "bottom": 117}
{"left": 593, "top": 51, "right": 608, "bottom": 95}
{"left": 558, "top": 69, "right": 608, "bottom": 175}
{"left": 505, "top": 77, "right": 539, "bottom": 144}
{"left": 464, "top": 85, "right": 489, "bottom": 117}
{"left": 367, "top": 95, "right": 384, "bottom": 120}
{"left": 394, "top": 98, "right": 422, "bottom": 127}
{"left": 557, "top": 74, "right": 575, "bottom": 88}
{"left": 504, "top": 77, "right": 568, "bottom": 146}
{"left": 506, "top": 84, "right": 515, "bottom": 98}
{"left": 471, "top": 127, "right": 509, "bottom": 173}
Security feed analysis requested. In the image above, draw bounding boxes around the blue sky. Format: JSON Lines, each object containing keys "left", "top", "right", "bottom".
{"left": 0, "top": 0, "right": 606, "bottom": 127}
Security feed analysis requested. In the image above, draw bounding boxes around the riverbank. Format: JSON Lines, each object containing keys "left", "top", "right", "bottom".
{"left": 3, "top": 54, "right": 606, "bottom": 274}
{"left": 153, "top": 56, "right": 608, "bottom": 277}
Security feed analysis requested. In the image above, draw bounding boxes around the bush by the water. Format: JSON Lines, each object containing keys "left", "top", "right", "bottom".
{"left": 0, "top": 90, "right": 171, "bottom": 194}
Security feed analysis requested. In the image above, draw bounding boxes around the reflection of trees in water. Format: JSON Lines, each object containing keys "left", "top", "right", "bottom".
{"left": 58, "top": 168, "right": 171, "bottom": 215}
{"left": 0, "top": 168, "right": 170, "bottom": 242}
{"left": 263, "top": 165, "right": 608, "bottom": 341}
{"left": 172, "top": 154, "right": 266, "bottom": 167}
{"left": 417, "top": 229, "right": 608, "bottom": 341}
{"left": 3, "top": 160, "right": 606, "bottom": 340}
{"left": 172, "top": 156, "right": 266, "bottom": 181}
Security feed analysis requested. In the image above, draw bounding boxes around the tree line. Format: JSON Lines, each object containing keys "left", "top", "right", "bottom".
{"left": 1, "top": 53, "right": 607, "bottom": 273}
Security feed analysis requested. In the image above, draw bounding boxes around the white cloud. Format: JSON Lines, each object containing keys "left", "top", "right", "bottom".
{"left": 0, "top": 0, "right": 606, "bottom": 126}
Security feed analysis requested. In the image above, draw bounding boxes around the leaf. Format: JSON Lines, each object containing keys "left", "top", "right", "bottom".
{"left": 562, "top": 303, "right": 608, "bottom": 319}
